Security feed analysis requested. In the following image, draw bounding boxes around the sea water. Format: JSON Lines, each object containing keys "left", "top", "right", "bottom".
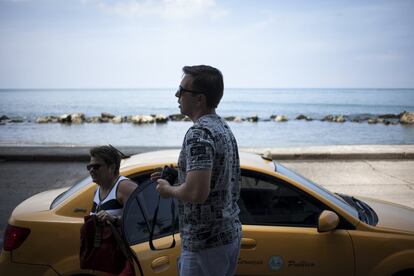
{"left": 1, "top": 88, "right": 413, "bottom": 147}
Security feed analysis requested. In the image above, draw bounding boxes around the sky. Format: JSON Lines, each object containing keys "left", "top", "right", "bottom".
{"left": 0, "top": 0, "right": 413, "bottom": 89}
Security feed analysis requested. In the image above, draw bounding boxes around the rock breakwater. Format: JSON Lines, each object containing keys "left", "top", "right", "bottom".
{"left": 1, "top": 112, "right": 413, "bottom": 125}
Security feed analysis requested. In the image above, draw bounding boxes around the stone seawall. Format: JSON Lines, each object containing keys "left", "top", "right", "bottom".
{"left": 1, "top": 145, "right": 414, "bottom": 161}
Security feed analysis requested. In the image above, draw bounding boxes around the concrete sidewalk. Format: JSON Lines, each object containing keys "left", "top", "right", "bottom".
{"left": 1, "top": 144, "right": 414, "bottom": 161}
{"left": 281, "top": 160, "right": 414, "bottom": 209}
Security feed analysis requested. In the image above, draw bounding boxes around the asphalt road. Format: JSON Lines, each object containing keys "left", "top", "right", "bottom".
{"left": 0, "top": 161, "right": 89, "bottom": 246}
{"left": 1, "top": 159, "right": 414, "bottom": 248}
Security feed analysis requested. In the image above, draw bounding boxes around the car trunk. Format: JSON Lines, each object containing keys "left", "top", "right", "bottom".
{"left": 11, "top": 188, "right": 68, "bottom": 218}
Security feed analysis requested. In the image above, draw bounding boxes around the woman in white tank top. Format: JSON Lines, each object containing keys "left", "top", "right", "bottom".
{"left": 87, "top": 145, "right": 137, "bottom": 276}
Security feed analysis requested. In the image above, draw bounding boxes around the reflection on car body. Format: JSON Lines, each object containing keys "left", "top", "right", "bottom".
{"left": 1, "top": 150, "right": 414, "bottom": 276}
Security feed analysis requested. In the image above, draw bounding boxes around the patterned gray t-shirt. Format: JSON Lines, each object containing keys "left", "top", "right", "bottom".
{"left": 177, "top": 114, "right": 241, "bottom": 252}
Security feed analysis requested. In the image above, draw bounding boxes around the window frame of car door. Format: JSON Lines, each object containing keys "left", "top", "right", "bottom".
{"left": 239, "top": 169, "right": 355, "bottom": 230}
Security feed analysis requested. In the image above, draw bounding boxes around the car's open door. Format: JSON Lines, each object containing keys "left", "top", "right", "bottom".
{"left": 122, "top": 178, "right": 180, "bottom": 276}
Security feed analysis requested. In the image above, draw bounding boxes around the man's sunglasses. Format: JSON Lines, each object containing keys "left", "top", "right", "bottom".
{"left": 86, "top": 163, "right": 103, "bottom": 171}
{"left": 176, "top": 85, "right": 205, "bottom": 98}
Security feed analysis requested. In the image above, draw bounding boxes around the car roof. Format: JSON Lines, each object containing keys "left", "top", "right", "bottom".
{"left": 121, "top": 149, "right": 276, "bottom": 172}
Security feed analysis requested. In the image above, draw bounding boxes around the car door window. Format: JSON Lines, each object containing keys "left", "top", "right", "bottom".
{"left": 123, "top": 173, "right": 178, "bottom": 246}
{"left": 239, "top": 171, "right": 324, "bottom": 227}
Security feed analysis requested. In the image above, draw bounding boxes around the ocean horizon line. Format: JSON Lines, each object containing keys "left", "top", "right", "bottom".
{"left": 1, "top": 87, "right": 414, "bottom": 91}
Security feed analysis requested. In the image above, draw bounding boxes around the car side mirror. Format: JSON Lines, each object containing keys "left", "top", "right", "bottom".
{"left": 318, "top": 210, "right": 339, "bottom": 233}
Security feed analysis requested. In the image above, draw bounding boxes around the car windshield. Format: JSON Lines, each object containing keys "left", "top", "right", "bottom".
{"left": 274, "top": 162, "right": 359, "bottom": 219}
{"left": 50, "top": 176, "right": 92, "bottom": 209}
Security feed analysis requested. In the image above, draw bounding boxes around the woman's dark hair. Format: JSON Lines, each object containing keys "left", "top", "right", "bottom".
{"left": 89, "top": 145, "right": 121, "bottom": 175}
{"left": 183, "top": 65, "right": 224, "bottom": 108}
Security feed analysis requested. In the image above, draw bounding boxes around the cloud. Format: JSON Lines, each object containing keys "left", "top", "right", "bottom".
{"left": 85, "top": 0, "right": 227, "bottom": 20}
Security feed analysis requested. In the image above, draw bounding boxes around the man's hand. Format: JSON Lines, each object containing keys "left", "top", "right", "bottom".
{"left": 156, "top": 178, "right": 173, "bottom": 198}
{"left": 154, "top": 170, "right": 211, "bottom": 203}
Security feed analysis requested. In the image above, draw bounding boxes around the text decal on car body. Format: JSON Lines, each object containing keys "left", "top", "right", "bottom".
{"left": 288, "top": 260, "right": 315, "bottom": 268}
{"left": 238, "top": 258, "right": 263, "bottom": 265}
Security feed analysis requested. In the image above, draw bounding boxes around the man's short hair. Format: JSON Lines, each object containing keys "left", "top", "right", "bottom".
{"left": 183, "top": 65, "right": 224, "bottom": 108}
{"left": 89, "top": 145, "right": 121, "bottom": 175}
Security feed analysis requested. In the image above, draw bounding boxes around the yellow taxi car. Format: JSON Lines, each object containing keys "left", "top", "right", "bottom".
{"left": 1, "top": 150, "right": 414, "bottom": 276}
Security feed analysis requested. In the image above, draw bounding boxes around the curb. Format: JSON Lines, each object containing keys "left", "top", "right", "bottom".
{"left": 270, "top": 152, "right": 414, "bottom": 160}
{"left": 1, "top": 145, "right": 414, "bottom": 161}
{"left": 243, "top": 145, "right": 414, "bottom": 160}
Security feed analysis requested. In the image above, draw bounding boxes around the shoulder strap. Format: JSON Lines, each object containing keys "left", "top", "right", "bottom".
{"left": 108, "top": 221, "right": 144, "bottom": 276}
{"left": 148, "top": 195, "right": 176, "bottom": 251}
{"left": 121, "top": 178, "right": 176, "bottom": 254}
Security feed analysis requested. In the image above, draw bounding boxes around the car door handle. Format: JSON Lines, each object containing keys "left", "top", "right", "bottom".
{"left": 151, "top": 256, "right": 170, "bottom": 273}
{"left": 241, "top": 238, "right": 257, "bottom": 249}
{"left": 73, "top": 208, "right": 87, "bottom": 213}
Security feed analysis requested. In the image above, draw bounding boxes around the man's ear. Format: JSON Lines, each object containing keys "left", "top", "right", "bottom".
{"left": 198, "top": 94, "right": 207, "bottom": 107}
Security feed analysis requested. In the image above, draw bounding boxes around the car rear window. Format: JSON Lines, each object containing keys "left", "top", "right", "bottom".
{"left": 50, "top": 176, "right": 92, "bottom": 209}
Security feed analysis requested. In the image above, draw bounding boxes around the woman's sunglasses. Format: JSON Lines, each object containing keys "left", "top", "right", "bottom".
{"left": 86, "top": 163, "right": 103, "bottom": 171}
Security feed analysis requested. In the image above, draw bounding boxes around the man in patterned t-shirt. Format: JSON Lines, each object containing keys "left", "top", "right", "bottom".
{"left": 154, "top": 65, "right": 241, "bottom": 276}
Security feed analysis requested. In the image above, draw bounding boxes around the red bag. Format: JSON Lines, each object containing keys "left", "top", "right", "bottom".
{"left": 80, "top": 215, "right": 127, "bottom": 274}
